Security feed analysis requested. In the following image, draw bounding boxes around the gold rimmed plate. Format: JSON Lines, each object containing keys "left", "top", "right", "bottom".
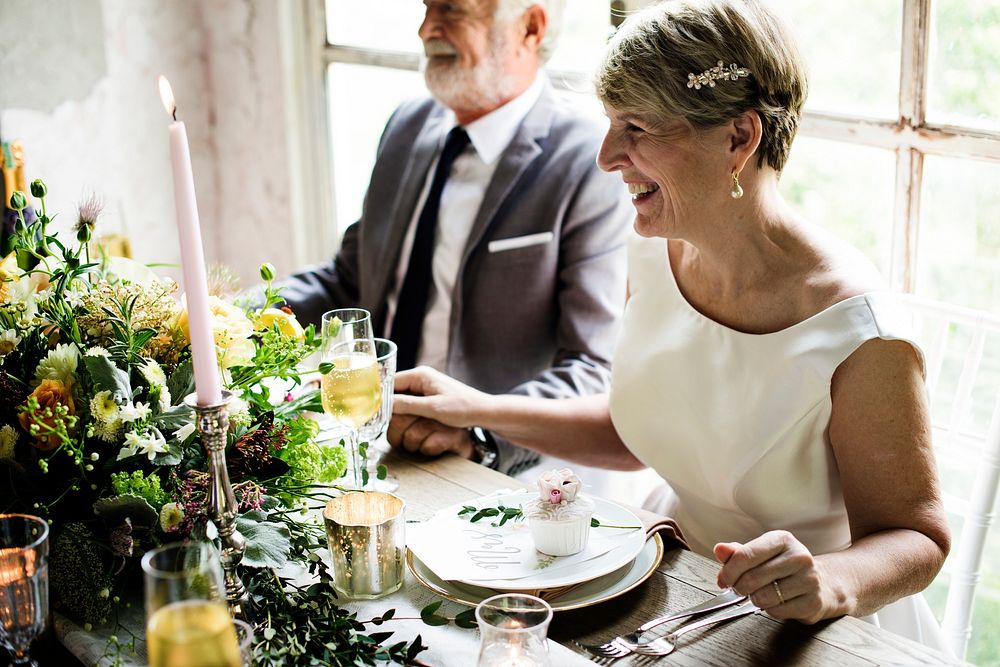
{"left": 406, "top": 533, "right": 664, "bottom": 612}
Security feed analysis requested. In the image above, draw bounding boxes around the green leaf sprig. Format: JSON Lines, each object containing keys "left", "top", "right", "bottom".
{"left": 457, "top": 503, "right": 640, "bottom": 530}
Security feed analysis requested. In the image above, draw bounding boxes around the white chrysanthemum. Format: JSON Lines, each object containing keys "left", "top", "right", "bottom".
{"left": 0, "top": 330, "right": 21, "bottom": 357}
{"left": 0, "top": 425, "right": 18, "bottom": 460}
{"left": 139, "top": 359, "right": 167, "bottom": 387}
{"left": 89, "top": 390, "right": 120, "bottom": 424}
{"left": 173, "top": 423, "right": 196, "bottom": 442}
{"left": 85, "top": 346, "right": 111, "bottom": 358}
{"left": 159, "top": 502, "right": 185, "bottom": 532}
{"left": 93, "top": 419, "right": 122, "bottom": 443}
{"left": 156, "top": 385, "right": 172, "bottom": 412}
{"left": 120, "top": 402, "right": 151, "bottom": 423}
{"left": 34, "top": 343, "right": 80, "bottom": 386}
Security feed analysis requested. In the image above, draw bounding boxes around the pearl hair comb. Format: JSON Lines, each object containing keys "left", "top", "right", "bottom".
{"left": 687, "top": 61, "right": 750, "bottom": 90}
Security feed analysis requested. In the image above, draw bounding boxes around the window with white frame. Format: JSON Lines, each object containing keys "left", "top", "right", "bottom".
{"left": 320, "top": 1, "right": 1000, "bottom": 661}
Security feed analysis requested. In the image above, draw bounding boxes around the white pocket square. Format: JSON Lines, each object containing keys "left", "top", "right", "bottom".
{"left": 488, "top": 232, "right": 554, "bottom": 253}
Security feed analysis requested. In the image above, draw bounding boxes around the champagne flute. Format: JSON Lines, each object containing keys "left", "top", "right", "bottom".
{"left": 320, "top": 308, "right": 381, "bottom": 489}
{"left": 0, "top": 514, "right": 49, "bottom": 667}
{"left": 358, "top": 338, "right": 400, "bottom": 492}
{"left": 142, "top": 542, "right": 241, "bottom": 667}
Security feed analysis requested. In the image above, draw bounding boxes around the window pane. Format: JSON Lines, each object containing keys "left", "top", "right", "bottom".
{"left": 769, "top": 0, "right": 901, "bottom": 119}
{"left": 546, "top": 2, "right": 610, "bottom": 77}
{"left": 327, "top": 64, "right": 426, "bottom": 230}
{"left": 325, "top": 0, "right": 423, "bottom": 53}
{"left": 918, "top": 156, "right": 1000, "bottom": 311}
{"left": 927, "top": 0, "right": 1000, "bottom": 132}
{"left": 779, "top": 136, "right": 895, "bottom": 274}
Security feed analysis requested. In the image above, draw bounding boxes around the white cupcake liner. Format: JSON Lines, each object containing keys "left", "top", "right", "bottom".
{"left": 528, "top": 514, "right": 592, "bottom": 556}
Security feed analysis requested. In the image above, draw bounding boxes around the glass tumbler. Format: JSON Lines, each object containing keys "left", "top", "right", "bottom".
{"left": 141, "top": 542, "right": 241, "bottom": 667}
{"left": 475, "top": 593, "right": 553, "bottom": 667}
{"left": 324, "top": 492, "right": 405, "bottom": 599}
{"left": 0, "top": 514, "right": 49, "bottom": 667}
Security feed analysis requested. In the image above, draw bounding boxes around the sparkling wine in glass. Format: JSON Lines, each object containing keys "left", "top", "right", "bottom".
{"left": 320, "top": 308, "right": 381, "bottom": 488}
{"left": 142, "top": 542, "right": 241, "bottom": 667}
{"left": 0, "top": 514, "right": 49, "bottom": 667}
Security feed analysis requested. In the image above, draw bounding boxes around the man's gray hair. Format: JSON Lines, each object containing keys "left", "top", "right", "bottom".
{"left": 495, "top": 0, "right": 565, "bottom": 64}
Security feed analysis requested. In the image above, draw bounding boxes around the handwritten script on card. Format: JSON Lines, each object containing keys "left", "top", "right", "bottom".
{"left": 407, "top": 492, "right": 640, "bottom": 584}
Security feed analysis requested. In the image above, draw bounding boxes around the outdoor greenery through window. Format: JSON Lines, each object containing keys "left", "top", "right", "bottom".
{"left": 320, "top": 1, "right": 1000, "bottom": 663}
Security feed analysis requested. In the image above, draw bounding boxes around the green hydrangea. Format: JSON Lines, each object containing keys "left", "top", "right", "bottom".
{"left": 50, "top": 523, "right": 113, "bottom": 625}
{"left": 110, "top": 470, "right": 168, "bottom": 509}
{"left": 278, "top": 437, "right": 347, "bottom": 484}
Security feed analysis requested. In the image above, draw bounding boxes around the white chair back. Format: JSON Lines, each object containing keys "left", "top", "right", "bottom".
{"left": 901, "top": 294, "right": 1000, "bottom": 660}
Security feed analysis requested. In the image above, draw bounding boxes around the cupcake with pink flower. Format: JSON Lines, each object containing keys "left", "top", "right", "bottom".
{"left": 525, "top": 469, "right": 595, "bottom": 556}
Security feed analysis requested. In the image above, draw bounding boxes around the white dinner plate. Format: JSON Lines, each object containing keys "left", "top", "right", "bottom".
{"left": 407, "top": 533, "right": 664, "bottom": 612}
{"left": 445, "top": 492, "right": 646, "bottom": 590}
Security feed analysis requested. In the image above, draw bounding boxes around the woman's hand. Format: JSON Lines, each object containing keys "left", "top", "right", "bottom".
{"left": 386, "top": 367, "right": 493, "bottom": 459}
{"left": 714, "top": 530, "right": 850, "bottom": 624}
{"left": 391, "top": 366, "right": 492, "bottom": 428}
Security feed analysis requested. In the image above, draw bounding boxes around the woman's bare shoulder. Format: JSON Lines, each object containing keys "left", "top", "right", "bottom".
{"left": 800, "top": 225, "right": 886, "bottom": 310}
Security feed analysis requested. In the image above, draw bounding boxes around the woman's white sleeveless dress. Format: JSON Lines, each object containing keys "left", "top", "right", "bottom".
{"left": 608, "top": 234, "right": 948, "bottom": 651}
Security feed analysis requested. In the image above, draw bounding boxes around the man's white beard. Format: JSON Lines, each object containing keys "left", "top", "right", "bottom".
{"left": 422, "top": 30, "right": 519, "bottom": 113}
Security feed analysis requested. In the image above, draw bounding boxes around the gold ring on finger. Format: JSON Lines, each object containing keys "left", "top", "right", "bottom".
{"left": 773, "top": 580, "right": 785, "bottom": 605}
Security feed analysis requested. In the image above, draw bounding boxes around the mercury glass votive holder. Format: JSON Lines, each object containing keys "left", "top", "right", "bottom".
{"left": 323, "top": 492, "right": 405, "bottom": 599}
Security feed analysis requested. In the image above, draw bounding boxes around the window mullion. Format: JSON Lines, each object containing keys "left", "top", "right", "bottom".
{"left": 899, "top": 0, "right": 931, "bottom": 127}
{"left": 890, "top": 147, "right": 923, "bottom": 293}
{"left": 892, "top": 0, "right": 931, "bottom": 294}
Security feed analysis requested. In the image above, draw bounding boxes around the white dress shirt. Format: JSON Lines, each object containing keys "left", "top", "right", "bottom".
{"left": 384, "top": 74, "right": 546, "bottom": 371}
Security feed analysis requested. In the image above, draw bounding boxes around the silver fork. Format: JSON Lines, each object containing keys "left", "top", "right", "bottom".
{"left": 629, "top": 599, "right": 759, "bottom": 657}
{"left": 576, "top": 588, "right": 746, "bottom": 659}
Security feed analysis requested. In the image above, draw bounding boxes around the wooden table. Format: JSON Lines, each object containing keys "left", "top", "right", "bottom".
{"left": 391, "top": 452, "right": 966, "bottom": 666}
{"left": 57, "top": 451, "right": 965, "bottom": 666}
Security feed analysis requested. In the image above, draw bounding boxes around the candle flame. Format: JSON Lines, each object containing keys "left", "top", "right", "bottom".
{"left": 158, "top": 75, "right": 177, "bottom": 121}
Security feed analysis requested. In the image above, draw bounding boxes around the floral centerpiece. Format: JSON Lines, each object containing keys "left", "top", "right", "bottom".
{"left": 0, "top": 182, "right": 469, "bottom": 665}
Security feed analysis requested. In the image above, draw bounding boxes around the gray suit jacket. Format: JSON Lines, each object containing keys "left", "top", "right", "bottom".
{"left": 277, "top": 86, "right": 633, "bottom": 473}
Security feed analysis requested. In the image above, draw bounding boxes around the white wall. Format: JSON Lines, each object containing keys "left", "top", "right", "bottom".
{"left": 0, "top": 0, "right": 297, "bottom": 289}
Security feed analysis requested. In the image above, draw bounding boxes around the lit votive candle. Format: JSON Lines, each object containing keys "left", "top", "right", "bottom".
{"left": 324, "top": 492, "right": 405, "bottom": 599}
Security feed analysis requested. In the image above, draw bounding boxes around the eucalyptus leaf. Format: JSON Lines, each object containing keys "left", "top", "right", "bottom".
{"left": 454, "top": 608, "right": 478, "bottom": 629}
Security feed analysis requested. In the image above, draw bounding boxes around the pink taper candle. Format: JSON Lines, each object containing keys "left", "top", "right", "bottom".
{"left": 158, "top": 75, "right": 223, "bottom": 406}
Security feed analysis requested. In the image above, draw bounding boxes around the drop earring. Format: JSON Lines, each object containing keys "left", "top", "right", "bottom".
{"left": 730, "top": 170, "right": 743, "bottom": 199}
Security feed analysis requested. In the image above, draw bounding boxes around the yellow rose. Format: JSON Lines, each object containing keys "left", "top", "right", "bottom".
{"left": 177, "top": 295, "right": 256, "bottom": 369}
{"left": 0, "top": 252, "right": 20, "bottom": 302}
{"left": 255, "top": 307, "right": 305, "bottom": 340}
{"left": 18, "top": 379, "right": 76, "bottom": 451}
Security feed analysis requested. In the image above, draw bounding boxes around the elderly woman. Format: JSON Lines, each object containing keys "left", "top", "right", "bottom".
{"left": 389, "top": 0, "right": 950, "bottom": 647}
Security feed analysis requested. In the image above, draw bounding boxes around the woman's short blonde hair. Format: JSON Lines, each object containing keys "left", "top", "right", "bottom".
{"left": 596, "top": 0, "right": 807, "bottom": 172}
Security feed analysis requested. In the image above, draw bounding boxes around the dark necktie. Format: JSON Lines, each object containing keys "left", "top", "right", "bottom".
{"left": 390, "top": 126, "right": 471, "bottom": 370}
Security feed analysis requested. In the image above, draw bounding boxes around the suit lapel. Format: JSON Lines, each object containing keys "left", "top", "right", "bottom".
{"left": 459, "top": 87, "right": 555, "bottom": 269}
{"left": 371, "top": 106, "right": 449, "bottom": 320}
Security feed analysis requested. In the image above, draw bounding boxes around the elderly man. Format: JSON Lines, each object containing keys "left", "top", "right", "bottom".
{"left": 275, "top": 0, "right": 631, "bottom": 474}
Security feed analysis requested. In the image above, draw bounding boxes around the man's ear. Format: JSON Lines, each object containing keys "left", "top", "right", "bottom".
{"left": 729, "top": 110, "right": 762, "bottom": 172}
{"left": 521, "top": 5, "right": 548, "bottom": 54}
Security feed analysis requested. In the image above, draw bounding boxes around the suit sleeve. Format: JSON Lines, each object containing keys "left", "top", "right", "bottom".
{"left": 494, "top": 161, "right": 632, "bottom": 475}
{"left": 269, "top": 222, "right": 362, "bottom": 329}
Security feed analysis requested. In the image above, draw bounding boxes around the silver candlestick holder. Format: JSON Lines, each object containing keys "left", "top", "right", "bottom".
{"left": 184, "top": 390, "right": 256, "bottom": 624}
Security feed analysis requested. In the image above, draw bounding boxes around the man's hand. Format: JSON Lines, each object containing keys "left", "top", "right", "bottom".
{"left": 386, "top": 414, "right": 475, "bottom": 460}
